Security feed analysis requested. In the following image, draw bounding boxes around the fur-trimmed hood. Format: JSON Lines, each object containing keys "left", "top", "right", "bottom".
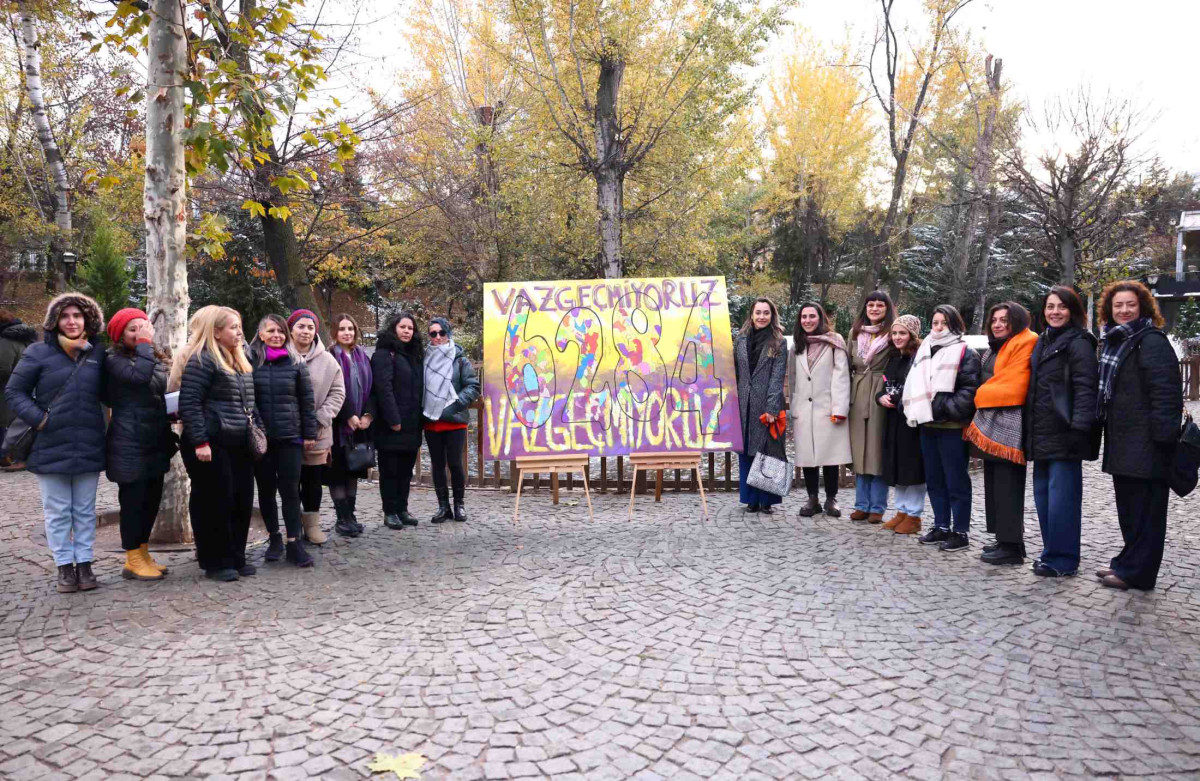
{"left": 43, "top": 293, "right": 104, "bottom": 338}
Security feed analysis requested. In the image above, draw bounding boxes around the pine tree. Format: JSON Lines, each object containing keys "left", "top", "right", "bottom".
{"left": 77, "top": 222, "right": 133, "bottom": 329}
{"left": 1174, "top": 298, "right": 1200, "bottom": 340}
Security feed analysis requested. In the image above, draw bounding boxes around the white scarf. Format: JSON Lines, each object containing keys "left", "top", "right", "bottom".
{"left": 902, "top": 330, "right": 966, "bottom": 427}
{"left": 423, "top": 339, "right": 460, "bottom": 420}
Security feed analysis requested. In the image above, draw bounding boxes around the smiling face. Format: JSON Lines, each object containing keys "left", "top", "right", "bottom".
{"left": 335, "top": 318, "right": 357, "bottom": 347}
{"left": 1044, "top": 294, "right": 1070, "bottom": 328}
{"left": 215, "top": 315, "right": 243, "bottom": 351}
{"left": 751, "top": 302, "right": 773, "bottom": 330}
{"left": 990, "top": 308, "right": 1011, "bottom": 341}
{"left": 930, "top": 312, "right": 948, "bottom": 334}
{"left": 865, "top": 299, "right": 887, "bottom": 324}
{"left": 57, "top": 305, "right": 86, "bottom": 339}
{"left": 890, "top": 322, "right": 911, "bottom": 351}
{"left": 800, "top": 307, "right": 821, "bottom": 334}
{"left": 396, "top": 318, "right": 415, "bottom": 343}
{"left": 291, "top": 318, "right": 316, "bottom": 350}
{"left": 1111, "top": 291, "right": 1141, "bottom": 325}
{"left": 259, "top": 320, "right": 287, "bottom": 349}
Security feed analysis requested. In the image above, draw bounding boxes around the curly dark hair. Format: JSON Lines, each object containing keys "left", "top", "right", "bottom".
{"left": 1098, "top": 280, "right": 1164, "bottom": 328}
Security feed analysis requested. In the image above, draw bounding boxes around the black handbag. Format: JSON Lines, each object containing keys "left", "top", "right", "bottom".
{"left": 344, "top": 431, "right": 376, "bottom": 472}
{"left": 1169, "top": 412, "right": 1200, "bottom": 498}
{"left": 2, "top": 357, "right": 86, "bottom": 462}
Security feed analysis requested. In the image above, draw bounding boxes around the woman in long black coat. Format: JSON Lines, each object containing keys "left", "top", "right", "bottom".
{"left": 372, "top": 312, "right": 425, "bottom": 529}
{"left": 1096, "top": 281, "right": 1181, "bottom": 590}
{"left": 1024, "top": 286, "right": 1099, "bottom": 578}
{"left": 875, "top": 315, "right": 925, "bottom": 535}
{"left": 104, "top": 308, "right": 177, "bottom": 581}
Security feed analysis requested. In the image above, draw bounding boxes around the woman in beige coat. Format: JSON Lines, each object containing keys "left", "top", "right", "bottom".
{"left": 289, "top": 310, "right": 345, "bottom": 548}
{"left": 790, "top": 303, "right": 851, "bottom": 518}
{"left": 848, "top": 291, "right": 895, "bottom": 523}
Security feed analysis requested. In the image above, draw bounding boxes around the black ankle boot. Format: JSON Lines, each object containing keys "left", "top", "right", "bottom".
{"left": 798, "top": 495, "right": 821, "bottom": 517}
{"left": 75, "top": 562, "right": 98, "bottom": 591}
{"left": 453, "top": 501, "right": 467, "bottom": 522}
{"left": 57, "top": 563, "right": 78, "bottom": 593}
{"left": 432, "top": 491, "right": 452, "bottom": 523}
{"left": 399, "top": 510, "right": 418, "bottom": 526}
{"left": 286, "top": 539, "right": 314, "bottom": 568}
{"left": 264, "top": 533, "right": 284, "bottom": 562}
{"left": 334, "top": 499, "right": 359, "bottom": 537}
{"left": 348, "top": 495, "right": 363, "bottom": 533}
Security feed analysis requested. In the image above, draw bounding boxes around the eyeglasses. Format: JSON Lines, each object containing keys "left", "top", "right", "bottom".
{"left": 429, "top": 330, "right": 445, "bottom": 337}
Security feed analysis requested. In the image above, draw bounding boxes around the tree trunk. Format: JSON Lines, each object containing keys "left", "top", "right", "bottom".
{"left": 595, "top": 55, "right": 625, "bottom": 279}
{"left": 970, "top": 185, "right": 1002, "bottom": 334}
{"left": 864, "top": 156, "right": 908, "bottom": 300}
{"left": 254, "top": 158, "right": 322, "bottom": 316}
{"left": 474, "top": 105, "right": 504, "bottom": 282}
{"left": 1059, "top": 231, "right": 1076, "bottom": 288}
{"left": 144, "top": 0, "right": 192, "bottom": 544}
{"left": 17, "top": 3, "right": 71, "bottom": 288}
{"left": 952, "top": 57, "right": 1003, "bottom": 314}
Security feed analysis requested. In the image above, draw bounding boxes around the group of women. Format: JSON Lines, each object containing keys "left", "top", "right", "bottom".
{"left": 735, "top": 281, "right": 1182, "bottom": 590}
{"left": 4, "top": 295, "right": 479, "bottom": 590}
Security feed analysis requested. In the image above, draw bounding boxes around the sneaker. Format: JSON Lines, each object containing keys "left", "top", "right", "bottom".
{"left": 919, "top": 527, "right": 952, "bottom": 545}
{"left": 938, "top": 532, "right": 969, "bottom": 552}
{"left": 205, "top": 568, "right": 239, "bottom": 582}
{"left": 1032, "top": 561, "right": 1077, "bottom": 578}
{"left": 264, "top": 534, "right": 284, "bottom": 562}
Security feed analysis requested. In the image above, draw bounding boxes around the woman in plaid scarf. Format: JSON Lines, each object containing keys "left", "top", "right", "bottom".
{"left": 1096, "top": 281, "right": 1181, "bottom": 590}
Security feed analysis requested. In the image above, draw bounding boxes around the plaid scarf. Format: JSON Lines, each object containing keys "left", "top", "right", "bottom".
{"left": 902, "top": 330, "right": 966, "bottom": 427}
{"left": 423, "top": 340, "right": 460, "bottom": 420}
{"left": 1097, "top": 317, "right": 1151, "bottom": 420}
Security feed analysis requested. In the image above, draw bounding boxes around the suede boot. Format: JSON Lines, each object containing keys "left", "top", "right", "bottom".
{"left": 893, "top": 514, "right": 922, "bottom": 535}
{"left": 122, "top": 549, "right": 164, "bottom": 581}
{"left": 139, "top": 543, "right": 168, "bottom": 574}
{"left": 882, "top": 513, "right": 906, "bottom": 530}
{"left": 301, "top": 511, "right": 328, "bottom": 544}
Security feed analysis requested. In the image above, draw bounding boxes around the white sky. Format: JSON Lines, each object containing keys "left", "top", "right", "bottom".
{"left": 333, "top": 0, "right": 1200, "bottom": 174}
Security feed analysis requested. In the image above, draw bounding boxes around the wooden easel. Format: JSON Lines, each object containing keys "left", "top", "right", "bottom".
{"left": 627, "top": 451, "right": 709, "bottom": 520}
{"left": 512, "top": 454, "right": 594, "bottom": 523}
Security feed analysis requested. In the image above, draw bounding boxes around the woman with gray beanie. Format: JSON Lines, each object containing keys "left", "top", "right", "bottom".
{"left": 423, "top": 317, "right": 480, "bottom": 522}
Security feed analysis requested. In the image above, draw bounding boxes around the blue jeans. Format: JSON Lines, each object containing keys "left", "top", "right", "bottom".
{"left": 738, "top": 451, "right": 782, "bottom": 507}
{"left": 38, "top": 472, "right": 100, "bottom": 566}
{"left": 854, "top": 474, "right": 888, "bottom": 514}
{"left": 893, "top": 483, "right": 926, "bottom": 518}
{"left": 920, "top": 427, "right": 971, "bottom": 532}
{"left": 1033, "top": 460, "right": 1083, "bottom": 574}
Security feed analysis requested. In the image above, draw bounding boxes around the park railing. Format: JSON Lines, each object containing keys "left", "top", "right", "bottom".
{"left": 1181, "top": 356, "right": 1200, "bottom": 401}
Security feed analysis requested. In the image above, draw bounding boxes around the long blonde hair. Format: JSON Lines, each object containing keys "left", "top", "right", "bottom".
{"left": 167, "top": 305, "right": 252, "bottom": 391}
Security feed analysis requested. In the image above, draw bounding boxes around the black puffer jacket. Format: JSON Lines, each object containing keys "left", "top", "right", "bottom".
{"left": 927, "top": 344, "right": 982, "bottom": 425}
{"left": 1101, "top": 328, "right": 1181, "bottom": 480}
{"left": 178, "top": 350, "right": 256, "bottom": 448}
{"left": 1024, "top": 326, "right": 1100, "bottom": 462}
{"left": 4, "top": 332, "right": 106, "bottom": 474}
{"left": 252, "top": 353, "right": 318, "bottom": 442}
{"left": 372, "top": 330, "right": 425, "bottom": 452}
{"left": 427, "top": 344, "right": 481, "bottom": 425}
{"left": 104, "top": 342, "right": 176, "bottom": 483}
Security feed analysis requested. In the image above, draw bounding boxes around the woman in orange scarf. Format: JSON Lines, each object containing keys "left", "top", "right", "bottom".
{"left": 964, "top": 302, "right": 1038, "bottom": 565}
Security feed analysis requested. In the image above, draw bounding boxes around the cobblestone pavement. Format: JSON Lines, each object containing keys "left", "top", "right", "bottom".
{"left": 1, "top": 461, "right": 1199, "bottom": 781}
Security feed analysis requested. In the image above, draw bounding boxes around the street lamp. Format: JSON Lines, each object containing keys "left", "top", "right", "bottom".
{"left": 61, "top": 251, "right": 77, "bottom": 281}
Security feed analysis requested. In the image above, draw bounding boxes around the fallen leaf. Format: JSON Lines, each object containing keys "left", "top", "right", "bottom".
{"left": 562, "top": 499, "right": 580, "bottom": 507}
{"left": 368, "top": 752, "right": 427, "bottom": 779}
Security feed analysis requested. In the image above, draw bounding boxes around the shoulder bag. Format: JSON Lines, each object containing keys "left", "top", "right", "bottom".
{"left": 2, "top": 357, "right": 86, "bottom": 462}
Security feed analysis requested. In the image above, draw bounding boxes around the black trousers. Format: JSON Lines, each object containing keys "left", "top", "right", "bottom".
{"left": 255, "top": 443, "right": 303, "bottom": 539}
{"left": 802, "top": 466, "right": 840, "bottom": 499}
{"left": 378, "top": 450, "right": 418, "bottom": 514}
{"left": 984, "top": 459, "right": 1027, "bottom": 554}
{"left": 181, "top": 443, "right": 254, "bottom": 572}
{"left": 427, "top": 428, "right": 467, "bottom": 502}
{"left": 300, "top": 464, "right": 323, "bottom": 513}
{"left": 118, "top": 476, "right": 165, "bottom": 551}
{"left": 1111, "top": 476, "right": 1169, "bottom": 589}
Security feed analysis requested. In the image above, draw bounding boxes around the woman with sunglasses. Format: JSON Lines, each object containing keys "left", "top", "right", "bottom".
{"left": 423, "top": 318, "right": 480, "bottom": 523}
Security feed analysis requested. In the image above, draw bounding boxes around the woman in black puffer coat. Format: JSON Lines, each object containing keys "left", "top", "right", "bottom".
{"left": 248, "top": 314, "right": 318, "bottom": 567}
{"left": 104, "top": 308, "right": 177, "bottom": 582}
{"left": 4, "top": 293, "right": 106, "bottom": 594}
{"left": 1095, "top": 281, "right": 1181, "bottom": 590}
{"left": 372, "top": 312, "right": 425, "bottom": 529}
{"left": 172, "top": 305, "right": 257, "bottom": 582}
{"left": 1023, "top": 286, "right": 1099, "bottom": 578}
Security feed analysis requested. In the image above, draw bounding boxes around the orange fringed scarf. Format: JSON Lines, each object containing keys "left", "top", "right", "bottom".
{"left": 973, "top": 328, "right": 1038, "bottom": 409}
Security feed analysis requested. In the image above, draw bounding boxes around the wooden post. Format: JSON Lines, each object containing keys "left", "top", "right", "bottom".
{"left": 600, "top": 456, "right": 608, "bottom": 493}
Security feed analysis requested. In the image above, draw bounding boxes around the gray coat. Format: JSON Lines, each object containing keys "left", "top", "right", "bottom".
{"left": 735, "top": 332, "right": 786, "bottom": 458}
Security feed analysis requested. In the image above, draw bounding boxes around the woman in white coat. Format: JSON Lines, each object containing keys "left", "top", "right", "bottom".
{"left": 790, "top": 303, "right": 852, "bottom": 518}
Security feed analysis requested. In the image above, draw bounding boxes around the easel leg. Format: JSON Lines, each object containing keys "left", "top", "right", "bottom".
{"left": 581, "top": 470, "right": 594, "bottom": 522}
{"left": 697, "top": 464, "right": 709, "bottom": 520}
{"left": 513, "top": 469, "right": 523, "bottom": 525}
{"left": 628, "top": 468, "right": 638, "bottom": 520}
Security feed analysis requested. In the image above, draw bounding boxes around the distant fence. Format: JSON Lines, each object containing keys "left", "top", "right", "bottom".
{"left": 1182, "top": 357, "right": 1200, "bottom": 401}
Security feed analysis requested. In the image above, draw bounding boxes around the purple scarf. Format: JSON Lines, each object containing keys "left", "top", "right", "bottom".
{"left": 333, "top": 344, "right": 371, "bottom": 438}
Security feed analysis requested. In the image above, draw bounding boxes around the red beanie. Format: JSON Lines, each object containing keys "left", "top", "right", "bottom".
{"left": 107, "top": 308, "right": 149, "bottom": 344}
{"left": 288, "top": 309, "right": 319, "bottom": 330}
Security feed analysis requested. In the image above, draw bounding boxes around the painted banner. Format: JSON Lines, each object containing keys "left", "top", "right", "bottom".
{"left": 482, "top": 276, "right": 743, "bottom": 460}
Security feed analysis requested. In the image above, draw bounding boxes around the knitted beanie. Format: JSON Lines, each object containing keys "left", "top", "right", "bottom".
{"left": 895, "top": 314, "right": 922, "bottom": 339}
{"left": 106, "top": 308, "right": 149, "bottom": 344}
{"left": 287, "top": 309, "right": 318, "bottom": 329}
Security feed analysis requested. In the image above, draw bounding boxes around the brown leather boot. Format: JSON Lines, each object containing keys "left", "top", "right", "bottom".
{"left": 75, "top": 562, "right": 98, "bottom": 591}
{"left": 849, "top": 510, "right": 869, "bottom": 521}
{"left": 882, "top": 513, "right": 906, "bottom": 530}
{"left": 893, "top": 515, "right": 922, "bottom": 535}
{"left": 867, "top": 513, "right": 884, "bottom": 524}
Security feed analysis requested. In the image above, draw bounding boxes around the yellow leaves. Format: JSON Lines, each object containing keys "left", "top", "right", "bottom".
{"left": 368, "top": 752, "right": 427, "bottom": 780}
{"left": 242, "top": 200, "right": 267, "bottom": 219}
{"left": 301, "top": 130, "right": 320, "bottom": 146}
{"left": 267, "top": 205, "right": 293, "bottom": 222}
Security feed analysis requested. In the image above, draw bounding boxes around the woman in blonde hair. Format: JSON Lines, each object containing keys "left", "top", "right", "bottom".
{"left": 173, "top": 306, "right": 258, "bottom": 582}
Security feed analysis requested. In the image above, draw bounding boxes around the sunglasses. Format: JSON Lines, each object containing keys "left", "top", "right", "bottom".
{"left": 429, "top": 330, "right": 446, "bottom": 337}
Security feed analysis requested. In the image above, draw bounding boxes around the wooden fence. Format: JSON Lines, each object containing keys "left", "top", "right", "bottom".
{"left": 1182, "top": 356, "right": 1200, "bottom": 401}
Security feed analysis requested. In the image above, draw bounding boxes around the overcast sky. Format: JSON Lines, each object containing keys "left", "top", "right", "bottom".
{"left": 337, "top": 0, "right": 1200, "bottom": 175}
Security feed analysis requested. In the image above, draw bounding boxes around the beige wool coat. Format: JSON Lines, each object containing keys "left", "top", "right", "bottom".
{"left": 849, "top": 342, "right": 890, "bottom": 476}
{"left": 300, "top": 336, "right": 346, "bottom": 466}
{"left": 789, "top": 339, "right": 852, "bottom": 468}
